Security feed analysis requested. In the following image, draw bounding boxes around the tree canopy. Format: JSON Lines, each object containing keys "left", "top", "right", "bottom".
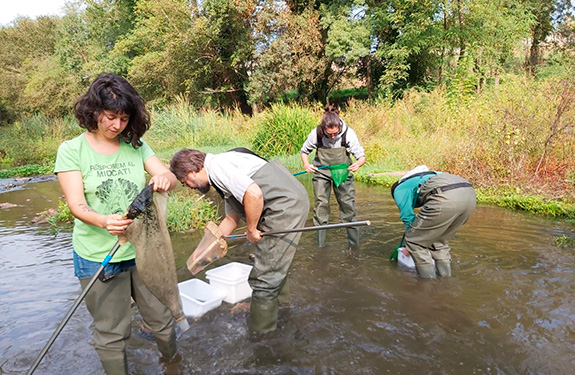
{"left": 0, "top": 0, "right": 574, "bottom": 121}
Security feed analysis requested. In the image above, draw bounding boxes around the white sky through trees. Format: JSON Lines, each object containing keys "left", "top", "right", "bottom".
{"left": 1, "top": 0, "right": 68, "bottom": 26}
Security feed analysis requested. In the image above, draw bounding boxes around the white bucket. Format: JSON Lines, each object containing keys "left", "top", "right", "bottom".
{"left": 397, "top": 247, "right": 416, "bottom": 269}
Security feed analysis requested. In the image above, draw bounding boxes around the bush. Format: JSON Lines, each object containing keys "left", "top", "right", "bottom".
{"left": 252, "top": 104, "right": 318, "bottom": 158}
{"left": 0, "top": 114, "right": 79, "bottom": 167}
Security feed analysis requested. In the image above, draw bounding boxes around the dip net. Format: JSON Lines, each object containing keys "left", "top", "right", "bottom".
{"left": 329, "top": 163, "right": 350, "bottom": 187}
{"left": 186, "top": 221, "right": 228, "bottom": 275}
{"left": 125, "top": 191, "right": 190, "bottom": 331}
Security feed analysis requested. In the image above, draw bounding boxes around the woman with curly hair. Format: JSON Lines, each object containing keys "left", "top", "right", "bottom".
{"left": 54, "top": 73, "right": 178, "bottom": 374}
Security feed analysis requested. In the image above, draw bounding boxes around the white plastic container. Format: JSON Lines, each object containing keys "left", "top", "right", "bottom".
{"left": 177, "top": 279, "right": 227, "bottom": 318}
{"left": 396, "top": 247, "right": 435, "bottom": 270}
{"left": 397, "top": 247, "right": 416, "bottom": 269}
{"left": 205, "top": 262, "right": 253, "bottom": 304}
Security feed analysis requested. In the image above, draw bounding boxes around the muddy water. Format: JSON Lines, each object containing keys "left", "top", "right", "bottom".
{"left": 1, "top": 177, "right": 575, "bottom": 374}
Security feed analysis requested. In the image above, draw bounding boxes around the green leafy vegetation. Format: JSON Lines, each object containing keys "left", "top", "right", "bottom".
{"left": 555, "top": 235, "right": 575, "bottom": 248}
{"left": 252, "top": 104, "right": 318, "bottom": 158}
{"left": 165, "top": 190, "right": 221, "bottom": 232}
{"left": 47, "top": 199, "right": 74, "bottom": 227}
{"left": 0, "top": 164, "right": 53, "bottom": 178}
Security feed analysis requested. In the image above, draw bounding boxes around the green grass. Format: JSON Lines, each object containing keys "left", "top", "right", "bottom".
{"left": 165, "top": 189, "right": 221, "bottom": 232}
{"left": 252, "top": 104, "right": 318, "bottom": 158}
{"left": 0, "top": 164, "right": 53, "bottom": 178}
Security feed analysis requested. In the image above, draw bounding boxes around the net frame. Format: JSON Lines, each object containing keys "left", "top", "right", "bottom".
{"left": 187, "top": 221, "right": 228, "bottom": 275}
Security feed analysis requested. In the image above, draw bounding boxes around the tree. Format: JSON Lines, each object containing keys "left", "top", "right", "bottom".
{"left": 523, "top": 0, "right": 575, "bottom": 73}
{"left": 247, "top": 3, "right": 326, "bottom": 107}
{"left": 0, "top": 16, "right": 60, "bottom": 121}
{"left": 114, "top": 0, "right": 256, "bottom": 113}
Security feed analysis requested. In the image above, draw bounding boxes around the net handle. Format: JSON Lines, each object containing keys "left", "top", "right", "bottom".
{"left": 225, "top": 220, "right": 371, "bottom": 239}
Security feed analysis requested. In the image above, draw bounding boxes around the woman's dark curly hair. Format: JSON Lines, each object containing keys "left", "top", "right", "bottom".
{"left": 316, "top": 104, "right": 342, "bottom": 139}
{"left": 74, "top": 73, "right": 150, "bottom": 148}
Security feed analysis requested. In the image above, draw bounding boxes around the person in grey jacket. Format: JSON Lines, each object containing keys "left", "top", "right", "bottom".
{"left": 391, "top": 166, "right": 476, "bottom": 278}
{"left": 300, "top": 105, "right": 366, "bottom": 249}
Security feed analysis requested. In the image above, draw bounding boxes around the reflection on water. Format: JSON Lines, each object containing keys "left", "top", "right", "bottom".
{"left": 2, "top": 178, "right": 575, "bottom": 374}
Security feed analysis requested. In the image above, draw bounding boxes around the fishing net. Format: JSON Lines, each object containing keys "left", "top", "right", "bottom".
{"left": 186, "top": 221, "right": 228, "bottom": 275}
{"left": 329, "top": 163, "right": 350, "bottom": 187}
{"left": 125, "top": 191, "right": 190, "bottom": 331}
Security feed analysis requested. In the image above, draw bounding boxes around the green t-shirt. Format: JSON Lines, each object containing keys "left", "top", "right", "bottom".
{"left": 54, "top": 133, "right": 155, "bottom": 262}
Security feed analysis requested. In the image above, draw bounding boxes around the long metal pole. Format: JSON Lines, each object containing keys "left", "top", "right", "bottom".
{"left": 225, "top": 220, "right": 371, "bottom": 239}
{"left": 27, "top": 241, "right": 121, "bottom": 375}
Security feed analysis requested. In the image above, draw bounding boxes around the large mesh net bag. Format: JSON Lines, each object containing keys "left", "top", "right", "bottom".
{"left": 125, "top": 191, "right": 189, "bottom": 331}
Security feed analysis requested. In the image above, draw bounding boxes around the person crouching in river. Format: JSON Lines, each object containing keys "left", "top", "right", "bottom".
{"left": 391, "top": 166, "right": 476, "bottom": 279}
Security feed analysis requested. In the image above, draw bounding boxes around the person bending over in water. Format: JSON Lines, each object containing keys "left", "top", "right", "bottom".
{"left": 391, "top": 165, "right": 476, "bottom": 279}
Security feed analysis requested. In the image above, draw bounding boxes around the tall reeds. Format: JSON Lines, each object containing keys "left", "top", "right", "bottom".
{"left": 251, "top": 104, "right": 318, "bottom": 158}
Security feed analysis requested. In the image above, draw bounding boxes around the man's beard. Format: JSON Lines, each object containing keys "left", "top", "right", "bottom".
{"left": 197, "top": 183, "right": 211, "bottom": 194}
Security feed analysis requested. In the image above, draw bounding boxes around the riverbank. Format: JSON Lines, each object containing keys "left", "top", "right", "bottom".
{"left": 2, "top": 76, "right": 575, "bottom": 221}
{"left": 2, "top": 167, "right": 575, "bottom": 228}
{"left": 0, "top": 174, "right": 57, "bottom": 192}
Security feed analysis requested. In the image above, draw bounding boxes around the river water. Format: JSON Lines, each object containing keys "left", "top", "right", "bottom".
{"left": 1, "top": 177, "right": 575, "bottom": 375}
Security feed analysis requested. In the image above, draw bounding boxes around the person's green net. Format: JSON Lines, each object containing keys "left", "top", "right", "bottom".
{"left": 329, "top": 163, "right": 350, "bottom": 187}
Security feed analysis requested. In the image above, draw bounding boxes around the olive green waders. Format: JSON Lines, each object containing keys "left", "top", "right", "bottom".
{"left": 404, "top": 173, "right": 476, "bottom": 279}
{"left": 312, "top": 147, "right": 359, "bottom": 247}
{"left": 80, "top": 265, "right": 175, "bottom": 375}
{"left": 234, "top": 160, "right": 309, "bottom": 334}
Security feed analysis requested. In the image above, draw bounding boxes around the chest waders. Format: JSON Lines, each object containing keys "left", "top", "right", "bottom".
{"left": 224, "top": 160, "right": 309, "bottom": 334}
{"left": 312, "top": 146, "right": 359, "bottom": 247}
{"left": 405, "top": 173, "right": 476, "bottom": 279}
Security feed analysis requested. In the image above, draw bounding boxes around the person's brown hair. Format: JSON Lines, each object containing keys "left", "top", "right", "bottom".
{"left": 317, "top": 104, "right": 342, "bottom": 139}
{"left": 169, "top": 149, "right": 206, "bottom": 180}
{"left": 74, "top": 73, "right": 150, "bottom": 148}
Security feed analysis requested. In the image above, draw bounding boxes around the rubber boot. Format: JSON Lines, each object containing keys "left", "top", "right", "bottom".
{"left": 101, "top": 357, "right": 128, "bottom": 375}
{"left": 317, "top": 229, "right": 327, "bottom": 248}
{"left": 436, "top": 261, "right": 452, "bottom": 277}
{"left": 346, "top": 226, "right": 360, "bottom": 248}
{"left": 249, "top": 297, "right": 279, "bottom": 334}
{"left": 415, "top": 263, "right": 437, "bottom": 279}
{"left": 278, "top": 277, "right": 290, "bottom": 306}
{"left": 155, "top": 325, "right": 177, "bottom": 360}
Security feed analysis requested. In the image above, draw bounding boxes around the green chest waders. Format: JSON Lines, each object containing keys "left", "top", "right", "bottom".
{"left": 245, "top": 160, "right": 309, "bottom": 334}
{"left": 312, "top": 147, "right": 359, "bottom": 247}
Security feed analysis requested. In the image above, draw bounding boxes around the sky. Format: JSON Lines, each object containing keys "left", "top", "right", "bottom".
{"left": 1, "top": 0, "right": 69, "bottom": 26}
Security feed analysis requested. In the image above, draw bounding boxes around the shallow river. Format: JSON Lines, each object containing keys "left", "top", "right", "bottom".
{"left": 1, "top": 177, "right": 575, "bottom": 375}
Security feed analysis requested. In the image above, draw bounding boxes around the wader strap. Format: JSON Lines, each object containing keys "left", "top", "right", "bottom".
{"left": 228, "top": 147, "right": 268, "bottom": 162}
{"left": 391, "top": 171, "right": 438, "bottom": 198}
{"left": 430, "top": 182, "right": 473, "bottom": 195}
{"left": 209, "top": 148, "right": 267, "bottom": 199}
{"left": 209, "top": 177, "right": 225, "bottom": 199}
{"left": 209, "top": 148, "right": 267, "bottom": 200}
